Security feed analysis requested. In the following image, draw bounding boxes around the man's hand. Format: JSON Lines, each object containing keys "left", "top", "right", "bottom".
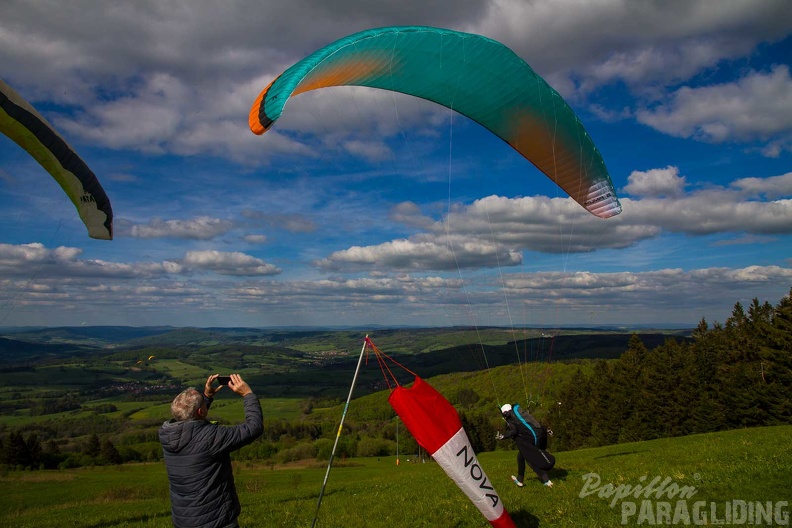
{"left": 495, "top": 432, "right": 504, "bottom": 441}
{"left": 204, "top": 374, "right": 222, "bottom": 398}
{"left": 228, "top": 374, "right": 252, "bottom": 397}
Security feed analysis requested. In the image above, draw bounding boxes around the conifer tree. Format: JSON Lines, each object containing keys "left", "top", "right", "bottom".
{"left": 3, "top": 431, "right": 29, "bottom": 468}
{"left": 770, "top": 288, "right": 792, "bottom": 353}
{"left": 85, "top": 433, "right": 101, "bottom": 458}
{"left": 617, "top": 334, "right": 654, "bottom": 442}
{"left": 718, "top": 299, "right": 768, "bottom": 427}
{"left": 687, "top": 331, "right": 726, "bottom": 432}
{"left": 553, "top": 368, "right": 593, "bottom": 450}
{"left": 26, "top": 434, "right": 42, "bottom": 469}
{"left": 100, "top": 439, "right": 122, "bottom": 465}
{"left": 659, "top": 340, "right": 698, "bottom": 436}
{"left": 761, "top": 288, "right": 792, "bottom": 421}
{"left": 587, "top": 360, "right": 624, "bottom": 446}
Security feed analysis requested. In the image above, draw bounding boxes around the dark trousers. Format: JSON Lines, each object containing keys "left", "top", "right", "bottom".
{"left": 517, "top": 444, "right": 555, "bottom": 483}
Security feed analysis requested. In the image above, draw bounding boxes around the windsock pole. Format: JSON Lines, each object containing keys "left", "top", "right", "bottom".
{"left": 310, "top": 335, "right": 369, "bottom": 528}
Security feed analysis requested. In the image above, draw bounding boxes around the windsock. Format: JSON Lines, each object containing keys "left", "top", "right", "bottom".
{"left": 389, "top": 376, "right": 516, "bottom": 528}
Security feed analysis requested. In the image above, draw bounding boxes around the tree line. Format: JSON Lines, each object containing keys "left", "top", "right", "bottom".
{"left": 2, "top": 289, "right": 790, "bottom": 470}
{"left": 548, "top": 289, "right": 792, "bottom": 450}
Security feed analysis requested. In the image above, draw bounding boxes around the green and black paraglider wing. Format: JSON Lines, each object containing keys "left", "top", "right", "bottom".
{"left": 0, "top": 78, "right": 113, "bottom": 240}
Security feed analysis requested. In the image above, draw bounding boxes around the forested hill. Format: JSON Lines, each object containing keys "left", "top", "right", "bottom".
{"left": 0, "top": 324, "right": 688, "bottom": 357}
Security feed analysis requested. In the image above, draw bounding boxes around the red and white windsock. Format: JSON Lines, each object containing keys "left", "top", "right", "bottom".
{"left": 389, "top": 376, "right": 516, "bottom": 528}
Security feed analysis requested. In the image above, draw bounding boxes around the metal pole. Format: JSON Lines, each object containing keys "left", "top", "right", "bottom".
{"left": 310, "top": 335, "right": 369, "bottom": 528}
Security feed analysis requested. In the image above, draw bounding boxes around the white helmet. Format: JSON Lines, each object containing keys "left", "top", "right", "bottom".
{"left": 500, "top": 403, "right": 512, "bottom": 414}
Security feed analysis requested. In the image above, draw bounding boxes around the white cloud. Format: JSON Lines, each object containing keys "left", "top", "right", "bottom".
{"left": 0, "top": 243, "right": 180, "bottom": 279}
{"left": 243, "top": 234, "right": 268, "bottom": 244}
{"left": 315, "top": 235, "right": 522, "bottom": 272}
{"left": 181, "top": 250, "right": 280, "bottom": 276}
{"left": 625, "top": 196, "right": 792, "bottom": 235}
{"left": 479, "top": 0, "right": 790, "bottom": 93}
{"left": 1, "top": 1, "right": 791, "bottom": 329}
{"left": 636, "top": 66, "right": 792, "bottom": 150}
{"left": 1, "top": 238, "right": 789, "bottom": 327}
{"left": 127, "top": 216, "right": 235, "bottom": 240}
{"left": 388, "top": 201, "right": 437, "bottom": 230}
{"left": 623, "top": 167, "right": 687, "bottom": 198}
{"left": 731, "top": 172, "right": 792, "bottom": 198}
{"left": 3, "top": 0, "right": 788, "bottom": 167}
{"left": 0, "top": 242, "right": 74, "bottom": 267}
{"left": 312, "top": 168, "right": 792, "bottom": 273}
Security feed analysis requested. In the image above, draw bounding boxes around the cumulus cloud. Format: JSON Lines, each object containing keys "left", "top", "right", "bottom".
{"left": 0, "top": 244, "right": 274, "bottom": 283}
{"left": 0, "top": 243, "right": 181, "bottom": 279}
{"left": 58, "top": 73, "right": 187, "bottom": 154}
{"left": 617, "top": 167, "right": 792, "bottom": 236}
{"left": 312, "top": 167, "right": 792, "bottom": 274}
{"left": 389, "top": 201, "right": 437, "bottom": 230}
{"left": 127, "top": 216, "right": 235, "bottom": 240}
{"left": 435, "top": 196, "right": 654, "bottom": 253}
{"left": 3, "top": 0, "right": 789, "bottom": 165}
{"left": 315, "top": 194, "right": 655, "bottom": 272}
{"left": 0, "top": 243, "right": 79, "bottom": 268}
{"left": 636, "top": 66, "right": 792, "bottom": 152}
{"left": 243, "top": 234, "right": 268, "bottom": 244}
{"left": 623, "top": 166, "right": 687, "bottom": 197}
{"left": 501, "top": 266, "right": 792, "bottom": 313}
{"left": 315, "top": 235, "right": 522, "bottom": 272}
{"left": 480, "top": 0, "right": 790, "bottom": 95}
{"left": 624, "top": 195, "right": 792, "bottom": 236}
{"left": 2, "top": 1, "right": 791, "bottom": 328}
{"left": 181, "top": 250, "right": 280, "bottom": 276}
{"left": 1, "top": 238, "right": 789, "bottom": 327}
{"left": 731, "top": 172, "right": 792, "bottom": 198}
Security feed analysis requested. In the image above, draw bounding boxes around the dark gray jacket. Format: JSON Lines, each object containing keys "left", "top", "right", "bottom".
{"left": 159, "top": 393, "right": 263, "bottom": 528}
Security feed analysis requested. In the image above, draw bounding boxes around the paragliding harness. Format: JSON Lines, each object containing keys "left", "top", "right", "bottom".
{"left": 512, "top": 405, "right": 555, "bottom": 471}
{"left": 512, "top": 404, "right": 549, "bottom": 450}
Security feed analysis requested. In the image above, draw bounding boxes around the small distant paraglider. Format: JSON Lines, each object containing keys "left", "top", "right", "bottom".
{"left": 133, "top": 355, "right": 156, "bottom": 368}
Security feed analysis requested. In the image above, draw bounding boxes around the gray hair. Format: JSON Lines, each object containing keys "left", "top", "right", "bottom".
{"left": 171, "top": 388, "right": 203, "bottom": 421}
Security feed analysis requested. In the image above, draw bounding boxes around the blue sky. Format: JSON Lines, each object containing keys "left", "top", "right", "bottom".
{"left": 1, "top": 0, "right": 790, "bottom": 329}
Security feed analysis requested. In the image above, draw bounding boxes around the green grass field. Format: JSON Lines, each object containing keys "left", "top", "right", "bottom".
{"left": 126, "top": 396, "right": 303, "bottom": 423}
{"left": 2, "top": 425, "right": 789, "bottom": 527}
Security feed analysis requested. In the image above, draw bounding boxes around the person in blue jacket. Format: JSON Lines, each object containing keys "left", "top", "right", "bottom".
{"left": 159, "top": 374, "right": 263, "bottom": 528}
{"left": 496, "top": 403, "right": 555, "bottom": 488}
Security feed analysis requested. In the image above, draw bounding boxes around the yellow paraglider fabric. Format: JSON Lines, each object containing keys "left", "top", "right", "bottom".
{"left": 0, "top": 78, "right": 113, "bottom": 240}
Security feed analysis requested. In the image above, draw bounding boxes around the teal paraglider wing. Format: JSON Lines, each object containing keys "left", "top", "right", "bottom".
{"left": 0, "top": 78, "right": 113, "bottom": 240}
{"left": 249, "top": 26, "right": 621, "bottom": 219}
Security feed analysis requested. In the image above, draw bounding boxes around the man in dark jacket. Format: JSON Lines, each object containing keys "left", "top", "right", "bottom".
{"left": 159, "top": 373, "right": 264, "bottom": 528}
{"left": 496, "top": 403, "right": 555, "bottom": 488}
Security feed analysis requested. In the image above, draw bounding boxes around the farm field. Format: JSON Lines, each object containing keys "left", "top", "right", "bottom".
{"left": 1, "top": 425, "right": 789, "bottom": 527}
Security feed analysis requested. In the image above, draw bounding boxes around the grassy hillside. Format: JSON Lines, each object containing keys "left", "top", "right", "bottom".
{"left": 1, "top": 425, "right": 788, "bottom": 527}
{"left": 0, "top": 329, "right": 696, "bottom": 476}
